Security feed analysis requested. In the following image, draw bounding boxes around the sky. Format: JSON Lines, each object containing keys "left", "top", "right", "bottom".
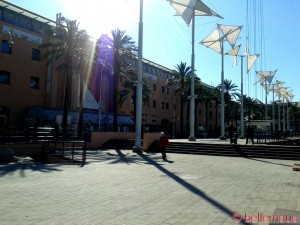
{"left": 5, "top": 0, "right": 300, "bottom": 102}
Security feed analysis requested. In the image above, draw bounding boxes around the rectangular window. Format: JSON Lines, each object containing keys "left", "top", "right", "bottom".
{"left": 162, "top": 86, "right": 165, "bottom": 93}
{"left": 162, "top": 102, "right": 165, "bottom": 109}
{"left": 166, "top": 103, "right": 169, "bottom": 110}
{"left": 152, "top": 100, "right": 156, "bottom": 108}
{"left": 153, "top": 84, "right": 156, "bottom": 91}
{"left": 1, "top": 40, "right": 12, "bottom": 54}
{"left": 32, "top": 48, "right": 41, "bottom": 61}
{"left": 30, "top": 76, "right": 39, "bottom": 89}
{"left": 0, "top": 71, "right": 10, "bottom": 84}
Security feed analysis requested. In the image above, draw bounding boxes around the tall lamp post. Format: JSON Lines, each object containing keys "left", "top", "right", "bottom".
{"left": 167, "top": 0, "right": 222, "bottom": 141}
{"left": 201, "top": 24, "right": 242, "bottom": 140}
{"left": 133, "top": 0, "right": 143, "bottom": 152}
{"left": 226, "top": 45, "right": 259, "bottom": 138}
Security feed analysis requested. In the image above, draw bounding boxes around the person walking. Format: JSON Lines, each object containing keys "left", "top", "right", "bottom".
{"left": 228, "top": 123, "right": 236, "bottom": 144}
{"left": 246, "top": 125, "right": 254, "bottom": 144}
{"left": 159, "top": 132, "right": 169, "bottom": 160}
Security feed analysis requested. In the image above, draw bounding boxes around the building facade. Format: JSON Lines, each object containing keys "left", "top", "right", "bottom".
{"left": 0, "top": 1, "right": 220, "bottom": 137}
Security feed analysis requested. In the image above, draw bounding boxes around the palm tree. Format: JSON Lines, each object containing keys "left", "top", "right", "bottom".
{"left": 118, "top": 70, "right": 151, "bottom": 122}
{"left": 219, "top": 79, "right": 240, "bottom": 124}
{"left": 212, "top": 87, "right": 221, "bottom": 137}
{"left": 242, "top": 95, "right": 256, "bottom": 121}
{"left": 110, "top": 29, "right": 137, "bottom": 132}
{"left": 39, "top": 20, "right": 88, "bottom": 135}
{"left": 289, "top": 103, "right": 300, "bottom": 133}
{"left": 166, "top": 62, "right": 191, "bottom": 136}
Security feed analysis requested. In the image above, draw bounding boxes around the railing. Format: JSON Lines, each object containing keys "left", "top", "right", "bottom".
{"left": 0, "top": 127, "right": 87, "bottom": 164}
{"left": 256, "top": 131, "right": 300, "bottom": 145}
{"left": 46, "top": 140, "right": 86, "bottom": 164}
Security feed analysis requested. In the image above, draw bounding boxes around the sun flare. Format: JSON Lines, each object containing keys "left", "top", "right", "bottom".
{"left": 61, "top": 0, "right": 140, "bottom": 38}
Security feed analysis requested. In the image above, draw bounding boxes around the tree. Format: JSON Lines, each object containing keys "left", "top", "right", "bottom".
{"left": 110, "top": 29, "right": 137, "bottom": 132}
{"left": 289, "top": 103, "right": 300, "bottom": 132}
{"left": 118, "top": 70, "right": 151, "bottom": 122}
{"left": 219, "top": 79, "right": 240, "bottom": 124}
{"left": 211, "top": 87, "right": 221, "bottom": 137}
{"left": 166, "top": 62, "right": 191, "bottom": 136}
{"left": 242, "top": 95, "right": 256, "bottom": 121}
{"left": 39, "top": 20, "right": 88, "bottom": 135}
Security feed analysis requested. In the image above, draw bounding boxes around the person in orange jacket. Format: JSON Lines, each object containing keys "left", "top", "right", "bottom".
{"left": 159, "top": 132, "right": 169, "bottom": 160}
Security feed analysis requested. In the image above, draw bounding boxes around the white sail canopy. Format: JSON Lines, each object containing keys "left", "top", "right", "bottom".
{"left": 247, "top": 54, "right": 259, "bottom": 73}
{"left": 225, "top": 44, "right": 241, "bottom": 56}
{"left": 200, "top": 28, "right": 221, "bottom": 53}
{"left": 225, "top": 44, "right": 241, "bottom": 66}
{"left": 201, "top": 25, "right": 242, "bottom": 54}
{"left": 255, "top": 70, "right": 277, "bottom": 84}
{"left": 217, "top": 24, "right": 242, "bottom": 48}
{"left": 168, "top": 0, "right": 223, "bottom": 25}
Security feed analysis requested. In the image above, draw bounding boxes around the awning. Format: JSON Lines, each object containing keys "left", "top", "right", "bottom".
{"left": 25, "top": 107, "right": 134, "bottom": 125}
{"left": 101, "top": 114, "right": 134, "bottom": 125}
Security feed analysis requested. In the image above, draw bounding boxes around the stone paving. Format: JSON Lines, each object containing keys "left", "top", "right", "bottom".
{"left": 1, "top": 149, "right": 300, "bottom": 225}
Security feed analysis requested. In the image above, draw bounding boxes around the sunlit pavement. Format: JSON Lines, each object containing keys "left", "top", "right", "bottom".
{"left": 1, "top": 149, "right": 300, "bottom": 225}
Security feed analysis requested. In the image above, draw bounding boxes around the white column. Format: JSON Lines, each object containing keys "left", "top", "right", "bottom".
{"left": 133, "top": 0, "right": 143, "bottom": 152}
{"left": 240, "top": 56, "right": 244, "bottom": 138}
{"left": 188, "top": 14, "right": 196, "bottom": 141}
{"left": 220, "top": 40, "right": 225, "bottom": 140}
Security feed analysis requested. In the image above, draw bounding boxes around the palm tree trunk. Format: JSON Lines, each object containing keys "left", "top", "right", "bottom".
{"left": 78, "top": 72, "right": 84, "bottom": 137}
{"left": 205, "top": 101, "right": 208, "bottom": 132}
{"left": 180, "top": 95, "right": 184, "bottom": 136}
{"left": 215, "top": 104, "right": 218, "bottom": 137}
{"left": 113, "top": 59, "right": 120, "bottom": 132}
{"left": 62, "top": 72, "right": 71, "bottom": 135}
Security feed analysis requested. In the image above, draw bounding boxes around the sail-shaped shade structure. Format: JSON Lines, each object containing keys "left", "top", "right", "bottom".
{"left": 201, "top": 25, "right": 242, "bottom": 53}
{"left": 168, "top": 0, "right": 223, "bottom": 25}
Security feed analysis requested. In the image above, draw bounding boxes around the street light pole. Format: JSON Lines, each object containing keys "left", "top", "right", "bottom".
{"left": 220, "top": 39, "right": 225, "bottom": 139}
{"left": 133, "top": 0, "right": 143, "bottom": 153}
{"left": 188, "top": 14, "right": 196, "bottom": 141}
{"left": 240, "top": 55, "right": 245, "bottom": 138}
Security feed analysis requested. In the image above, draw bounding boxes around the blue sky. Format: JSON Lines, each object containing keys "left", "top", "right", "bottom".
{"left": 6, "top": 0, "right": 300, "bottom": 102}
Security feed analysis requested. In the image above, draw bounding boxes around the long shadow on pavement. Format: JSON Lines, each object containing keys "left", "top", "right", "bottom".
{"left": 138, "top": 152, "right": 252, "bottom": 225}
{"left": 85, "top": 149, "right": 165, "bottom": 166}
{"left": 0, "top": 162, "right": 64, "bottom": 178}
{"left": 244, "top": 157, "right": 293, "bottom": 167}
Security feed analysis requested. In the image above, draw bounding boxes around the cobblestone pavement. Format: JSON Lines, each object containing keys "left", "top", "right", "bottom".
{"left": 1, "top": 149, "right": 300, "bottom": 225}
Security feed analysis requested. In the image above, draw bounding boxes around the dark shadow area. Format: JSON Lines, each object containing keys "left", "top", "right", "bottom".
{"left": 84, "top": 149, "right": 165, "bottom": 166}
{"left": 0, "top": 162, "right": 64, "bottom": 178}
{"left": 137, "top": 152, "right": 252, "bottom": 225}
{"left": 243, "top": 157, "right": 293, "bottom": 168}
{"left": 163, "top": 158, "right": 175, "bottom": 163}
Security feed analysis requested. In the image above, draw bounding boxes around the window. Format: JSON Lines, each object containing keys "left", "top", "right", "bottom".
{"left": 166, "top": 103, "right": 169, "bottom": 110}
{"left": 32, "top": 48, "right": 41, "bottom": 61}
{"left": 153, "top": 84, "right": 156, "bottom": 91}
{"left": 0, "top": 106, "right": 10, "bottom": 128}
{"left": 152, "top": 100, "right": 156, "bottom": 108}
{"left": 30, "top": 77, "right": 39, "bottom": 89}
{"left": 162, "top": 102, "right": 165, "bottom": 109}
{"left": 162, "top": 86, "right": 165, "bottom": 93}
{"left": 1, "top": 40, "right": 12, "bottom": 54}
{"left": 0, "top": 71, "right": 10, "bottom": 84}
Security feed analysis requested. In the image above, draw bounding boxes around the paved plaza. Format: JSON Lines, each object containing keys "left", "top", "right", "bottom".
{"left": 1, "top": 149, "right": 300, "bottom": 225}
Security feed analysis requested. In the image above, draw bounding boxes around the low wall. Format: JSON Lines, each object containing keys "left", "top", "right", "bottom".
{"left": 89, "top": 132, "right": 135, "bottom": 148}
{"left": 88, "top": 132, "right": 160, "bottom": 151}
{"left": 143, "top": 133, "right": 159, "bottom": 151}
{"left": 0, "top": 143, "right": 42, "bottom": 156}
